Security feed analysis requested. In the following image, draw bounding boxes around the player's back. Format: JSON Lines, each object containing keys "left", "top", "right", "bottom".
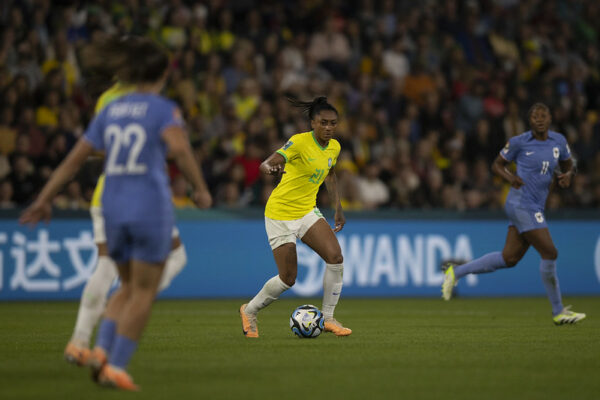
{"left": 86, "top": 92, "right": 181, "bottom": 224}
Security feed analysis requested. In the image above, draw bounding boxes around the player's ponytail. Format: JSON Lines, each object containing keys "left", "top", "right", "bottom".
{"left": 82, "top": 36, "right": 169, "bottom": 85}
{"left": 288, "top": 96, "right": 338, "bottom": 120}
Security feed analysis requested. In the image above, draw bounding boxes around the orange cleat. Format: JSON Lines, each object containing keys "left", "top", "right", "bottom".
{"left": 88, "top": 347, "right": 108, "bottom": 382}
{"left": 239, "top": 304, "right": 259, "bottom": 338}
{"left": 64, "top": 341, "right": 91, "bottom": 366}
{"left": 98, "top": 365, "right": 139, "bottom": 391}
{"left": 324, "top": 318, "right": 352, "bottom": 336}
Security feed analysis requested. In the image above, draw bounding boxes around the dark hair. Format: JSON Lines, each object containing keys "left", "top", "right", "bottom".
{"left": 527, "top": 102, "right": 550, "bottom": 119}
{"left": 82, "top": 36, "right": 169, "bottom": 85}
{"left": 287, "top": 96, "right": 338, "bottom": 120}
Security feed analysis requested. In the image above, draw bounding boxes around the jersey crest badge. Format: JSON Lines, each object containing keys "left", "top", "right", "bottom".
{"left": 283, "top": 140, "right": 293, "bottom": 150}
{"left": 553, "top": 147, "right": 559, "bottom": 159}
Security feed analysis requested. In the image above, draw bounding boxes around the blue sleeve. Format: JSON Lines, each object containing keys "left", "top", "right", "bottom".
{"left": 500, "top": 135, "right": 521, "bottom": 162}
{"left": 83, "top": 113, "right": 105, "bottom": 150}
{"left": 158, "top": 101, "right": 185, "bottom": 135}
{"left": 559, "top": 136, "right": 571, "bottom": 161}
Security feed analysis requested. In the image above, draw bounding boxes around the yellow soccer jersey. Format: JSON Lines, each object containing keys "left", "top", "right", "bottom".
{"left": 265, "top": 131, "right": 341, "bottom": 220}
{"left": 90, "top": 82, "right": 135, "bottom": 208}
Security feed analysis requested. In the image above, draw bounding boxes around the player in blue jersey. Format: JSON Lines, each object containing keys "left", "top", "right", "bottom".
{"left": 440, "top": 103, "right": 585, "bottom": 325}
{"left": 20, "top": 37, "right": 212, "bottom": 390}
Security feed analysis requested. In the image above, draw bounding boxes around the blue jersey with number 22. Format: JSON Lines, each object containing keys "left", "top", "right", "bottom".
{"left": 500, "top": 130, "right": 571, "bottom": 210}
{"left": 83, "top": 93, "right": 184, "bottom": 224}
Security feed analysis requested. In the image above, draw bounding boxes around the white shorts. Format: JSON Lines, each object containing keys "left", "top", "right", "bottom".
{"left": 265, "top": 208, "right": 324, "bottom": 250}
{"left": 90, "top": 206, "right": 180, "bottom": 244}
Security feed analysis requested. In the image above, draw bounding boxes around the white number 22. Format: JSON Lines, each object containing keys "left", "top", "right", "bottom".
{"left": 540, "top": 161, "right": 550, "bottom": 175}
{"left": 105, "top": 123, "right": 148, "bottom": 175}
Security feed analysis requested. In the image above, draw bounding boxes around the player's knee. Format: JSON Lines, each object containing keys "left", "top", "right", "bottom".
{"left": 324, "top": 252, "right": 343, "bottom": 265}
{"left": 544, "top": 247, "right": 558, "bottom": 260}
{"left": 503, "top": 255, "right": 520, "bottom": 268}
{"left": 279, "top": 271, "right": 296, "bottom": 287}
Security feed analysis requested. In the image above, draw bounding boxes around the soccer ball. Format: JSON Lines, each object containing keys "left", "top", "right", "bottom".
{"left": 289, "top": 304, "right": 324, "bottom": 338}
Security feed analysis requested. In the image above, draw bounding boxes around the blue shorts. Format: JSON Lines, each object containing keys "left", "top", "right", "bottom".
{"left": 505, "top": 203, "right": 548, "bottom": 234}
{"left": 105, "top": 219, "right": 173, "bottom": 264}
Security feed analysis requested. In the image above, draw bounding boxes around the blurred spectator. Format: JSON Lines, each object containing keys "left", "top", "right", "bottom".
{"left": 8, "top": 154, "right": 36, "bottom": 204}
{"left": 172, "top": 175, "right": 195, "bottom": 209}
{"left": 0, "top": 179, "right": 15, "bottom": 208}
{"left": 0, "top": 106, "right": 16, "bottom": 155}
{"left": 357, "top": 163, "right": 389, "bottom": 209}
{"left": 54, "top": 180, "right": 88, "bottom": 210}
{"left": 0, "top": 0, "right": 597, "bottom": 212}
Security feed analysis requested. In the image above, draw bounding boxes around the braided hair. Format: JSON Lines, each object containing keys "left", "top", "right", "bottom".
{"left": 287, "top": 96, "right": 338, "bottom": 120}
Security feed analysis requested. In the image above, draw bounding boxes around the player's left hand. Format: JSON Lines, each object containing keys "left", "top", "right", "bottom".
{"left": 193, "top": 189, "right": 213, "bottom": 208}
{"left": 333, "top": 210, "right": 345, "bottom": 233}
{"left": 557, "top": 171, "right": 573, "bottom": 188}
{"left": 19, "top": 200, "right": 52, "bottom": 227}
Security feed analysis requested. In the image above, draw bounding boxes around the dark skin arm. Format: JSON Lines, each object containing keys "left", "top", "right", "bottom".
{"left": 260, "top": 152, "right": 286, "bottom": 176}
{"left": 492, "top": 155, "right": 524, "bottom": 189}
{"left": 324, "top": 170, "right": 345, "bottom": 232}
{"left": 162, "top": 126, "right": 212, "bottom": 208}
{"left": 20, "top": 139, "right": 96, "bottom": 225}
{"left": 557, "top": 158, "right": 574, "bottom": 188}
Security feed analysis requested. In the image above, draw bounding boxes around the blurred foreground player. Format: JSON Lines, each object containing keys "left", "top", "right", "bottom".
{"left": 21, "top": 36, "right": 212, "bottom": 390}
{"left": 64, "top": 59, "right": 187, "bottom": 368}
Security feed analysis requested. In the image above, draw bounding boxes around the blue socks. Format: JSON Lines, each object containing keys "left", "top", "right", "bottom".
{"left": 454, "top": 251, "right": 508, "bottom": 279}
{"left": 95, "top": 318, "right": 138, "bottom": 370}
{"left": 95, "top": 318, "right": 116, "bottom": 352}
{"left": 540, "top": 259, "right": 563, "bottom": 316}
{"left": 110, "top": 335, "right": 138, "bottom": 370}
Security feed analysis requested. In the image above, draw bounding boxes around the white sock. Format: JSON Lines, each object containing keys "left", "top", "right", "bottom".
{"left": 158, "top": 244, "right": 187, "bottom": 292}
{"left": 245, "top": 275, "right": 290, "bottom": 315}
{"left": 71, "top": 256, "right": 118, "bottom": 345}
{"left": 322, "top": 263, "right": 343, "bottom": 320}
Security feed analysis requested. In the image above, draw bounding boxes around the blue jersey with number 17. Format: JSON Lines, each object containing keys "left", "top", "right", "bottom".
{"left": 83, "top": 93, "right": 184, "bottom": 223}
{"left": 500, "top": 130, "right": 571, "bottom": 210}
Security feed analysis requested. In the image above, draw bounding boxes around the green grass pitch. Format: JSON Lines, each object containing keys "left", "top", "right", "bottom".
{"left": 1, "top": 297, "right": 598, "bottom": 400}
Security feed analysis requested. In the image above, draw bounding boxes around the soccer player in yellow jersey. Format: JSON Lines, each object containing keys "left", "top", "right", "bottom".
{"left": 240, "top": 97, "right": 351, "bottom": 337}
{"left": 64, "top": 83, "right": 189, "bottom": 364}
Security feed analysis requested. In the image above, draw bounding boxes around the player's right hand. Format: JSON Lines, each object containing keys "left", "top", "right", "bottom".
{"left": 19, "top": 200, "right": 52, "bottom": 226}
{"left": 192, "top": 190, "right": 213, "bottom": 209}
{"left": 268, "top": 164, "right": 285, "bottom": 175}
{"left": 510, "top": 175, "right": 524, "bottom": 189}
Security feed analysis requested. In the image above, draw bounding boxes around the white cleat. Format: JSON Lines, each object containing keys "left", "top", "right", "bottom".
{"left": 441, "top": 263, "right": 457, "bottom": 301}
{"left": 553, "top": 306, "right": 586, "bottom": 325}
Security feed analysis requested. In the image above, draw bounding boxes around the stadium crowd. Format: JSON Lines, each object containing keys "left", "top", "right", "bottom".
{"left": 1, "top": 0, "right": 600, "bottom": 211}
